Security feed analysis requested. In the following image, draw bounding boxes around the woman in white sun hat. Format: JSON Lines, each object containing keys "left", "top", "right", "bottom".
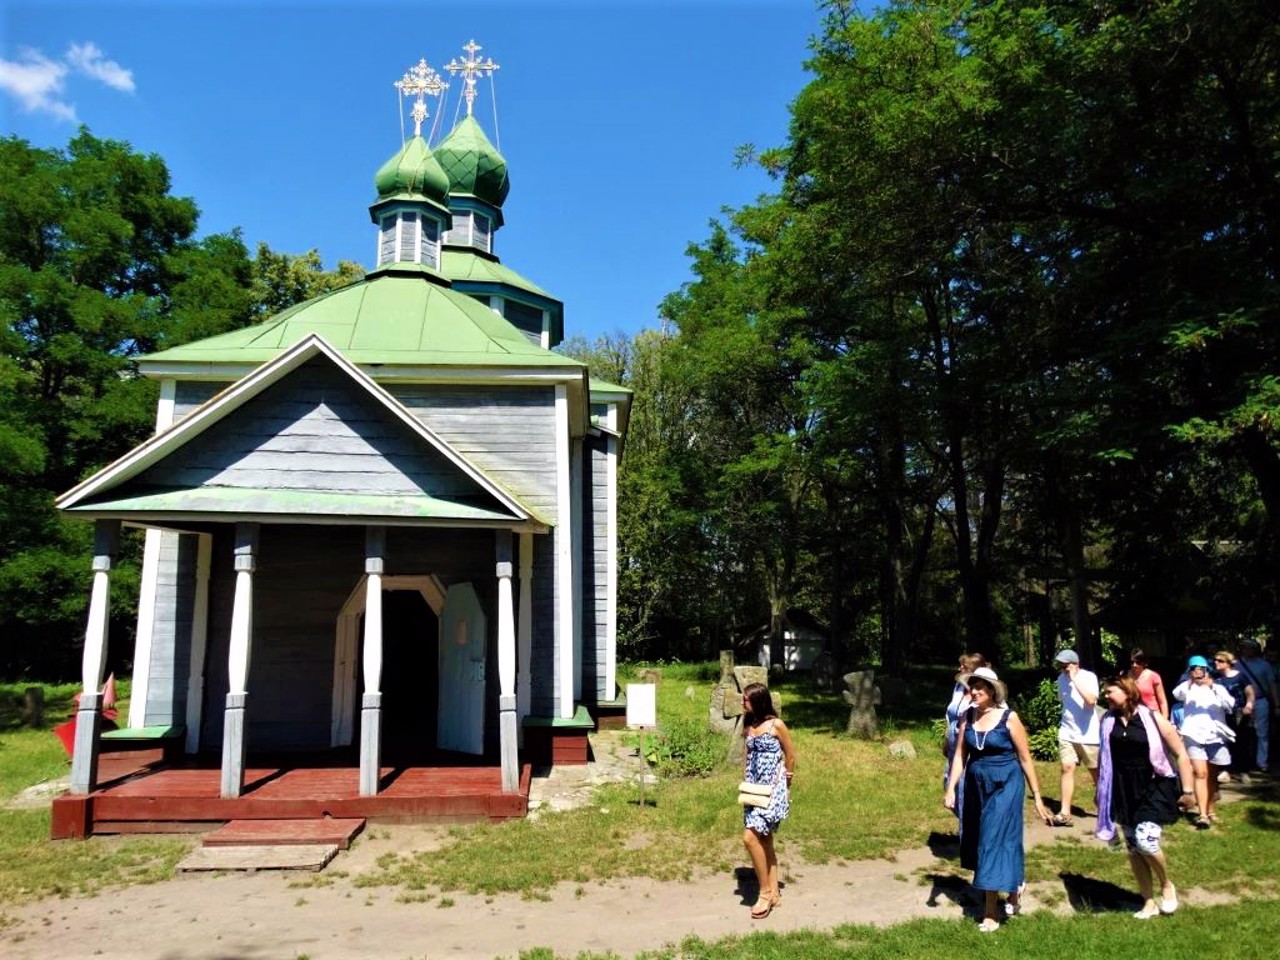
{"left": 945, "top": 667, "right": 1051, "bottom": 931}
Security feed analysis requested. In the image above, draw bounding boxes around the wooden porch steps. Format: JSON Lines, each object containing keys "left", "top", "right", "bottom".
{"left": 178, "top": 843, "right": 340, "bottom": 873}
{"left": 203, "top": 818, "right": 365, "bottom": 849}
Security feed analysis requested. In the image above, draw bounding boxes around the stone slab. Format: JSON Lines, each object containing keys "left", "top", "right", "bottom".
{"left": 177, "top": 843, "right": 339, "bottom": 872}
{"left": 203, "top": 818, "right": 365, "bottom": 849}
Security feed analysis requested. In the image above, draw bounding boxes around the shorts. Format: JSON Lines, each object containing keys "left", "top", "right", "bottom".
{"left": 1058, "top": 739, "right": 1100, "bottom": 769}
{"left": 1183, "top": 738, "right": 1231, "bottom": 766}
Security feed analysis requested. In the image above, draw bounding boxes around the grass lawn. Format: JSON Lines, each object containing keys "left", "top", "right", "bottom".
{"left": 2, "top": 664, "right": 1278, "bottom": 959}
{"left": 0, "top": 681, "right": 191, "bottom": 926}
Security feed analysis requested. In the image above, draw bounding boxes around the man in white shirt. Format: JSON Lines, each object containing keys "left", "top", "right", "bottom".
{"left": 1053, "top": 648, "right": 1100, "bottom": 826}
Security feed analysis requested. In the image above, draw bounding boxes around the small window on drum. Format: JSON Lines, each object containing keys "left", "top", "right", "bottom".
{"left": 420, "top": 215, "right": 440, "bottom": 268}
{"left": 472, "top": 213, "right": 491, "bottom": 252}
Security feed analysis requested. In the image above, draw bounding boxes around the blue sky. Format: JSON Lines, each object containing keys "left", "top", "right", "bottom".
{"left": 1, "top": 0, "right": 822, "bottom": 341}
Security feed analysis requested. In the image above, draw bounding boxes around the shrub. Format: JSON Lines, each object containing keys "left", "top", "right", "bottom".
{"left": 1012, "top": 677, "right": 1061, "bottom": 762}
{"left": 649, "top": 717, "right": 726, "bottom": 778}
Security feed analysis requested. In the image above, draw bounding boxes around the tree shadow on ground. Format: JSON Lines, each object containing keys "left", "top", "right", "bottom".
{"left": 1059, "top": 871, "right": 1144, "bottom": 914}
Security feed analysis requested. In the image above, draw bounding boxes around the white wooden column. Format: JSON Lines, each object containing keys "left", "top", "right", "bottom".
{"left": 517, "top": 532, "right": 533, "bottom": 734}
{"left": 184, "top": 533, "right": 212, "bottom": 754}
{"left": 220, "top": 523, "right": 258, "bottom": 799}
{"left": 555, "top": 384, "right": 574, "bottom": 719}
{"left": 359, "top": 526, "right": 385, "bottom": 797}
{"left": 69, "top": 520, "right": 120, "bottom": 795}
{"left": 496, "top": 531, "right": 518, "bottom": 792}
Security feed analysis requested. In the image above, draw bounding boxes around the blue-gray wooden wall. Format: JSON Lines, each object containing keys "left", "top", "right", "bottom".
{"left": 581, "top": 430, "right": 611, "bottom": 701}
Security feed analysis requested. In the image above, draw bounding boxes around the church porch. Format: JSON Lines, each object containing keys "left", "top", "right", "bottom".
{"left": 51, "top": 754, "right": 531, "bottom": 839}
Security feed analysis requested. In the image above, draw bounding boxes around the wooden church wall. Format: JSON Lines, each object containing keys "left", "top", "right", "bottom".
{"left": 138, "top": 531, "right": 199, "bottom": 725}
{"left": 201, "top": 524, "right": 364, "bottom": 750}
{"left": 580, "top": 432, "right": 610, "bottom": 702}
{"left": 390, "top": 385, "right": 558, "bottom": 517}
{"left": 147, "top": 361, "right": 481, "bottom": 498}
{"left": 529, "top": 532, "right": 557, "bottom": 716}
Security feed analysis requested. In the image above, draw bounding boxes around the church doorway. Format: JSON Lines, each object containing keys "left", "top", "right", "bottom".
{"left": 359, "top": 589, "right": 439, "bottom": 765}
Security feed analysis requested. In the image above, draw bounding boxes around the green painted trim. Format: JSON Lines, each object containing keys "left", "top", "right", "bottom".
{"left": 521, "top": 705, "right": 594, "bottom": 728}
{"left": 101, "top": 725, "right": 185, "bottom": 740}
{"left": 70, "top": 487, "right": 524, "bottom": 523}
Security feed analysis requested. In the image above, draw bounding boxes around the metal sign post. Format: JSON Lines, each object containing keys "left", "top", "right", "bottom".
{"left": 626, "top": 683, "right": 657, "bottom": 809}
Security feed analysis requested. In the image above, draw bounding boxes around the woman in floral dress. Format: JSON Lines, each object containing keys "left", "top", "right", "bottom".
{"left": 741, "top": 682, "right": 795, "bottom": 919}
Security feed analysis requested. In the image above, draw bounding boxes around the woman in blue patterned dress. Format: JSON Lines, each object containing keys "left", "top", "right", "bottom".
{"left": 944, "top": 668, "right": 1051, "bottom": 932}
{"left": 741, "top": 682, "right": 795, "bottom": 919}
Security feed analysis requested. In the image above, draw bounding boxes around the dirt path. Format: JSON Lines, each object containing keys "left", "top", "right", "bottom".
{"left": 4, "top": 741, "right": 1253, "bottom": 960}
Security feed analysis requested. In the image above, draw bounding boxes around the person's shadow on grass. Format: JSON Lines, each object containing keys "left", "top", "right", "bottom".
{"left": 1059, "top": 871, "right": 1144, "bottom": 914}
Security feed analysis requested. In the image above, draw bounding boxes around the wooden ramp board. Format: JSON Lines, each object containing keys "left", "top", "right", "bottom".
{"left": 177, "top": 843, "right": 339, "bottom": 872}
{"left": 204, "top": 818, "right": 365, "bottom": 849}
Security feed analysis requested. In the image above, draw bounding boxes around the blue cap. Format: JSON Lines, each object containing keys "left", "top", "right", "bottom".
{"left": 1188, "top": 655, "right": 1211, "bottom": 669}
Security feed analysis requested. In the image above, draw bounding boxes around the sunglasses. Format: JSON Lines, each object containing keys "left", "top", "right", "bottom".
{"left": 1214, "top": 658, "right": 1229, "bottom": 663}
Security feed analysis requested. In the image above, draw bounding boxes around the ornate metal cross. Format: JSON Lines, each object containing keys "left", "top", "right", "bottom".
{"left": 445, "top": 40, "right": 499, "bottom": 117}
{"left": 394, "top": 59, "right": 448, "bottom": 137}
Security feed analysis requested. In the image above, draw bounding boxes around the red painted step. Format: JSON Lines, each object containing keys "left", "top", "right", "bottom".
{"left": 203, "top": 818, "right": 365, "bottom": 849}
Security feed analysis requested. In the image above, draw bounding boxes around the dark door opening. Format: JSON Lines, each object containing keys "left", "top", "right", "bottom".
{"left": 358, "top": 590, "right": 440, "bottom": 765}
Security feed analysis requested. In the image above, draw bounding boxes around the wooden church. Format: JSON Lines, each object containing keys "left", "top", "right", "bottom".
{"left": 51, "top": 47, "right": 630, "bottom": 838}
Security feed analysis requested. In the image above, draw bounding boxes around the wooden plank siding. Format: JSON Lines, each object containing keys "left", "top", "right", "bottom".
{"left": 173, "top": 381, "right": 224, "bottom": 422}
{"left": 581, "top": 434, "right": 610, "bottom": 701}
{"left": 391, "top": 384, "right": 560, "bottom": 716}
{"left": 140, "top": 532, "right": 198, "bottom": 725}
{"left": 135, "top": 361, "right": 484, "bottom": 499}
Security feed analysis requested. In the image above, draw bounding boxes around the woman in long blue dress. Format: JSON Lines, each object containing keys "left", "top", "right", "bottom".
{"left": 741, "top": 682, "right": 795, "bottom": 920}
{"left": 944, "top": 668, "right": 1051, "bottom": 932}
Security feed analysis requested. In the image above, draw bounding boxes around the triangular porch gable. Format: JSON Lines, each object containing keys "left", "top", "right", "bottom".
{"left": 57, "top": 334, "right": 546, "bottom": 527}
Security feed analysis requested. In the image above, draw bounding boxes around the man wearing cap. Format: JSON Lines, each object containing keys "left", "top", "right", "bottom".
{"left": 1053, "top": 649, "right": 1100, "bottom": 826}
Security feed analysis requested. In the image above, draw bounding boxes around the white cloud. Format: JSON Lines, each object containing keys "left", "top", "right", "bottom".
{"left": 66, "top": 41, "right": 135, "bottom": 93}
{"left": 0, "top": 47, "right": 77, "bottom": 122}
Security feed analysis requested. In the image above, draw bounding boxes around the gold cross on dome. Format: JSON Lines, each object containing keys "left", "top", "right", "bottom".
{"left": 394, "top": 59, "right": 448, "bottom": 136}
{"left": 445, "top": 40, "right": 499, "bottom": 117}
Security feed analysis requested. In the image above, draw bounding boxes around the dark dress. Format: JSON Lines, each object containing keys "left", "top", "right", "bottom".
{"left": 1109, "top": 714, "right": 1179, "bottom": 827}
{"left": 959, "top": 708, "right": 1024, "bottom": 892}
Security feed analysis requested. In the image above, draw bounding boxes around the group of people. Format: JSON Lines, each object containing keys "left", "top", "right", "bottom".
{"left": 940, "top": 637, "right": 1277, "bottom": 931}
{"left": 735, "top": 636, "right": 1276, "bottom": 927}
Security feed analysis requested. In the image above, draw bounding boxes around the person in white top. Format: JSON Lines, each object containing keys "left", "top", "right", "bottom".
{"left": 1172, "top": 655, "right": 1235, "bottom": 828}
{"left": 1053, "top": 649, "right": 1100, "bottom": 827}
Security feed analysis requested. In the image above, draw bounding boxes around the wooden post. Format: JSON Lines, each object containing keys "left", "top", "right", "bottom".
{"left": 70, "top": 520, "right": 119, "bottom": 794}
{"left": 359, "top": 526, "right": 385, "bottom": 797}
{"left": 23, "top": 687, "right": 44, "bottom": 727}
{"left": 496, "top": 531, "right": 518, "bottom": 793}
{"left": 220, "top": 523, "right": 258, "bottom": 799}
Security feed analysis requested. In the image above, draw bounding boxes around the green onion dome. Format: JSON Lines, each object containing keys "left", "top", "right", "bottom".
{"left": 373, "top": 136, "right": 450, "bottom": 204}
{"left": 434, "top": 116, "right": 510, "bottom": 208}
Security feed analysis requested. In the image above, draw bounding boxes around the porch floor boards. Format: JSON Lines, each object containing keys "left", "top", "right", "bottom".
{"left": 58, "top": 762, "right": 531, "bottom": 837}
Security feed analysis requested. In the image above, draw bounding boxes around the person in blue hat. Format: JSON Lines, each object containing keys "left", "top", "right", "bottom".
{"left": 1171, "top": 655, "right": 1236, "bottom": 828}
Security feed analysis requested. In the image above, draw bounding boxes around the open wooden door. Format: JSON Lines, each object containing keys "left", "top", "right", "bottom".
{"left": 437, "top": 582, "right": 486, "bottom": 755}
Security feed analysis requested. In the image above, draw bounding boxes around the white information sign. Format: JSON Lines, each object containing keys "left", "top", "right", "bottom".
{"left": 626, "top": 683, "right": 657, "bottom": 728}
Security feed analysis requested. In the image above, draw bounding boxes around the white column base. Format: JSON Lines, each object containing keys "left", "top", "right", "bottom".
{"left": 359, "top": 692, "right": 382, "bottom": 797}
{"left": 220, "top": 692, "right": 247, "bottom": 798}
{"left": 499, "top": 694, "right": 519, "bottom": 793}
{"left": 68, "top": 692, "right": 103, "bottom": 795}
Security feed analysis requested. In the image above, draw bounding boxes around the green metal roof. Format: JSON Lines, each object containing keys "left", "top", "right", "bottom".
{"left": 435, "top": 116, "right": 510, "bottom": 208}
{"left": 139, "top": 272, "right": 586, "bottom": 369}
{"left": 374, "top": 135, "right": 450, "bottom": 206}
{"left": 441, "top": 249, "right": 554, "bottom": 300}
{"left": 67, "top": 487, "right": 523, "bottom": 524}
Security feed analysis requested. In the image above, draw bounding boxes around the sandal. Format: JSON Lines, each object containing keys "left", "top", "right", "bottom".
{"left": 978, "top": 918, "right": 1001, "bottom": 933}
{"left": 1160, "top": 883, "right": 1178, "bottom": 915}
{"left": 1195, "top": 815, "right": 1211, "bottom": 830}
{"left": 1133, "top": 904, "right": 1160, "bottom": 920}
{"left": 750, "top": 894, "right": 776, "bottom": 920}
{"left": 1004, "top": 882, "right": 1026, "bottom": 917}
{"left": 1050, "top": 813, "right": 1074, "bottom": 827}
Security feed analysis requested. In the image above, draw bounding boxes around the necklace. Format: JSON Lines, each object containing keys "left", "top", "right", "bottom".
{"left": 973, "top": 709, "right": 997, "bottom": 750}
